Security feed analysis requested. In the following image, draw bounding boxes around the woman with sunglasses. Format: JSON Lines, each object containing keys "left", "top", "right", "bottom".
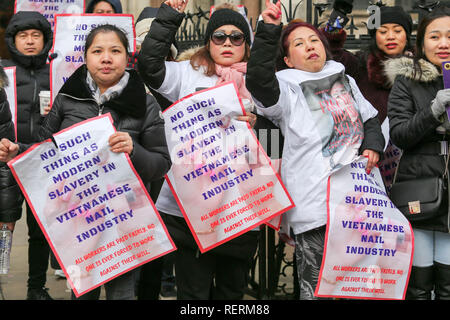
{"left": 137, "top": 0, "right": 278, "bottom": 300}
{"left": 246, "top": 0, "right": 384, "bottom": 300}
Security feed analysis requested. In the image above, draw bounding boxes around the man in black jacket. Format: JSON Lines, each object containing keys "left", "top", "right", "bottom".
{"left": 2, "top": 11, "right": 54, "bottom": 300}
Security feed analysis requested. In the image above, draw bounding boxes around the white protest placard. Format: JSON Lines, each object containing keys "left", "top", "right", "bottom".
{"left": 50, "top": 14, "right": 135, "bottom": 104}
{"left": 14, "top": 0, "right": 85, "bottom": 29}
{"left": 3, "top": 67, "right": 17, "bottom": 141}
{"left": 8, "top": 114, "right": 176, "bottom": 297}
{"left": 315, "top": 156, "right": 413, "bottom": 300}
{"left": 163, "top": 82, "right": 294, "bottom": 253}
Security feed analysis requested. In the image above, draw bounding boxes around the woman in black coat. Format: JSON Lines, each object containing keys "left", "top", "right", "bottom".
{"left": 386, "top": 6, "right": 450, "bottom": 300}
{"left": 0, "top": 24, "right": 171, "bottom": 300}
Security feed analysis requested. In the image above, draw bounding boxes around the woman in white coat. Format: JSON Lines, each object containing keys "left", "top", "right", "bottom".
{"left": 246, "top": 0, "right": 385, "bottom": 300}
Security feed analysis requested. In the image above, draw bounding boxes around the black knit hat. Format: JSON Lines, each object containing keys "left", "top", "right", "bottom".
{"left": 369, "top": 6, "right": 413, "bottom": 36}
{"left": 204, "top": 8, "right": 251, "bottom": 45}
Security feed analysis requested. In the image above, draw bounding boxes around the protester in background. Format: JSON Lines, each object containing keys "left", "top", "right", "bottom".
{"left": 0, "top": 63, "right": 23, "bottom": 234}
{"left": 85, "top": 0, "right": 122, "bottom": 14}
{"left": 0, "top": 23, "right": 171, "bottom": 300}
{"left": 320, "top": 2, "right": 414, "bottom": 191}
{"left": 386, "top": 6, "right": 450, "bottom": 300}
{"left": 246, "top": 0, "right": 384, "bottom": 300}
{"left": 138, "top": 0, "right": 266, "bottom": 300}
{"left": 321, "top": 1, "right": 413, "bottom": 125}
{"left": 2, "top": 11, "right": 53, "bottom": 300}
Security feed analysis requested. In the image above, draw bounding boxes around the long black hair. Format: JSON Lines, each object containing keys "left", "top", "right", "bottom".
{"left": 413, "top": 5, "right": 450, "bottom": 77}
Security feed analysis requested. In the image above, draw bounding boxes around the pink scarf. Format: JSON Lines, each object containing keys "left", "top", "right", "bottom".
{"left": 215, "top": 62, "right": 251, "bottom": 101}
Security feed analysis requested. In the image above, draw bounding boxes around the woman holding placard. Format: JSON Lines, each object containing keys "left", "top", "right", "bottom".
{"left": 0, "top": 24, "right": 171, "bottom": 300}
{"left": 137, "top": 0, "right": 275, "bottom": 300}
{"left": 245, "top": 0, "right": 385, "bottom": 299}
{"left": 386, "top": 6, "right": 450, "bottom": 300}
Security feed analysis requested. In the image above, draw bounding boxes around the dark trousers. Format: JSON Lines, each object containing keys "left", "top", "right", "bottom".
{"left": 26, "top": 203, "right": 50, "bottom": 289}
{"left": 161, "top": 252, "right": 176, "bottom": 288}
{"left": 136, "top": 257, "right": 164, "bottom": 300}
{"left": 160, "top": 213, "right": 257, "bottom": 300}
{"left": 71, "top": 269, "right": 138, "bottom": 300}
{"left": 175, "top": 246, "right": 251, "bottom": 300}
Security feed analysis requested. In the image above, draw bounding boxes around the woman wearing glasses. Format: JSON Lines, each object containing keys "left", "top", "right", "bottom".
{"left": 138, "top": 0, "right": 271, "bottom": 300}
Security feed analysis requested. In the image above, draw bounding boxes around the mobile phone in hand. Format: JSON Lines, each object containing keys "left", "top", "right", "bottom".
{"left": 443, "top": 61, "right": 450, "bottom": 89}
{"left": 443, "top": 61, "right": 450, "bottom": 119}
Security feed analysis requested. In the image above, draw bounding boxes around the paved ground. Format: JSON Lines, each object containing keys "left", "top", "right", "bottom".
{"left": 0, "top": 210, "right": 74, "bottom": 300}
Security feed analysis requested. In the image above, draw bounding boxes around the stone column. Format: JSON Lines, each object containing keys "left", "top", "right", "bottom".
{"left": 241, "top": 0, "right": 261, "bottom": 30}
{"left": 192, "top": 0, "right": 214, "bottom": 11}
{"left": 122, "top": 0, "right": 151, "bottom": 17}
{"left": 149, "top": 0, "right": 165, "bottom": 7}
{"left": 213, "top": 0, "right": 239, "bottom": 5}
{"left": 288, "top": 0, "right": 308, "bottom": 22}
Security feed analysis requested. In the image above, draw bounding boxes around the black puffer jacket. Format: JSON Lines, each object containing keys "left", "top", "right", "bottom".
{"left": 0, "top": 64, "right": 24, "bottom": 223}
{"left": 2, "top": 11, "right": 53, "bottom": 144}
{"left": 386, "top": 57, "right": 448, "bottom": 232}
{"left": 39, "top": 65, "right": 171, "bottom": 190}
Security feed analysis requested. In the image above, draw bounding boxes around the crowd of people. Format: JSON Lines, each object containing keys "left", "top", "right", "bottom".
{"left": 0, "top": 0, "right": 449, "bottom": 301}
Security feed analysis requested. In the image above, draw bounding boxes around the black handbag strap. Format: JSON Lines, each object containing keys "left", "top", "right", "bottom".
{"left": 392, "top": 141, "right": 450, "bottom": 184}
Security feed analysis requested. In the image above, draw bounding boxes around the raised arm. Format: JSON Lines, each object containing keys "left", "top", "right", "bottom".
{"left": 137, "top": 2, "right": 186, "bottom": 90}
{"left": 246, "top": 0, "right": 282, "bottom": 108}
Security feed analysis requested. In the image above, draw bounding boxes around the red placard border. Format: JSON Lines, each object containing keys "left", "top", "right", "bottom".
{"left": 162, "top": 81, "right": 295, "bottom": 253}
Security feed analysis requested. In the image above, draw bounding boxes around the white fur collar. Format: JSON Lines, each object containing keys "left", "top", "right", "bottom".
{"left": 383, "top": 57, "right": 440, "bottom": 86}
